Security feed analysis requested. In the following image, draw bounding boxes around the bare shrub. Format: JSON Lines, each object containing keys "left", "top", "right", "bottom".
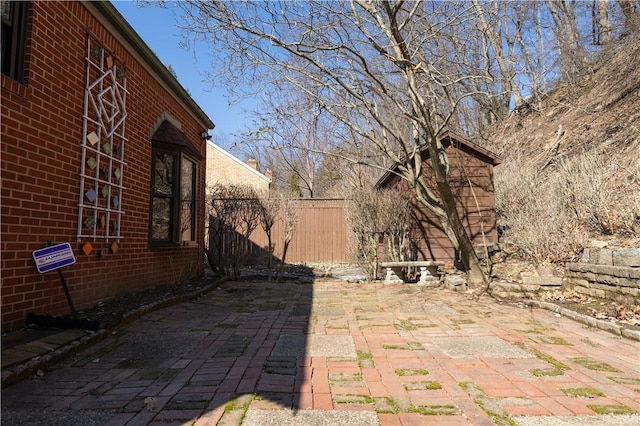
{"left": 168, "top": 256, "right": 195, "bottom": 294}
{"left": 347, "top": 188, "right": 415, "bottom": 280}
{"left": 558, "top": 151, "right": 640, "bottom": 236}
{"left": 346, "top": 188, "right": 380, "bottom": 281}
{"left": 496, "top": 149, "right": 639, "bottom": 264}
{"left": 208, "top": 184, "right": 261, "bottom": 279}
{"left": 379, "top": 190, "right": 414, "bottom": 263}
{"left": 279, "top": 193, "right": 301, "bottom": 278}
{"left": 495, "top": 156, "right": 584, "bottom": 264}
{"left": 257, "top": 192, "right": 280, "bottom": 278}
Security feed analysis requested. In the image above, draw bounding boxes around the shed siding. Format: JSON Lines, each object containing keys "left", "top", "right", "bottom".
{"left": 379, "top": 139, "right": 499, "bottom": 262}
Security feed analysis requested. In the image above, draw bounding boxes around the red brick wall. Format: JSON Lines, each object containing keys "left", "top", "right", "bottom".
{"left": 1, "top": 2, "right": 208, "bottom": 331}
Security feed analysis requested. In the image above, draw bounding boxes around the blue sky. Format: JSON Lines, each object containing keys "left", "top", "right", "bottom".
{"left": 112, "top": 1, "right": 251, "bottom": 146}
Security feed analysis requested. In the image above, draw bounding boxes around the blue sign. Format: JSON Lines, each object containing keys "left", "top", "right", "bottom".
{"left": 32, "top": 243, "right": 76, "bottom": 273}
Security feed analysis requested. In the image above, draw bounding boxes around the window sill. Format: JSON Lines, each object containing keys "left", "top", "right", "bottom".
{"left": 1, "top": 74, "right": 29, "bottom": 99}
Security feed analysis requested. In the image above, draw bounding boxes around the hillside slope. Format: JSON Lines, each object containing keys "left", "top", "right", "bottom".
{"left": 480, "top": 36, "right": 640, "bottom": 262}
{"left": 483, "top": 37, "right": 639, "bottom": 169}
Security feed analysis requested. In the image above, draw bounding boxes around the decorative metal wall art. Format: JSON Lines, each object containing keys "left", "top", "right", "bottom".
{"left": 77, "top": 36, "right": 127, "bottom": 242}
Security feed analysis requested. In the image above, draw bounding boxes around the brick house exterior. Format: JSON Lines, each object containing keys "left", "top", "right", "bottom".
{"left": 375, "top": 131, "right": 502, "bottom": 263}
{"left": 1, "top": 1, "right": 214, "bottom": 331}
{"left": 205, "top": 141, "right": 271, "bottom": 193}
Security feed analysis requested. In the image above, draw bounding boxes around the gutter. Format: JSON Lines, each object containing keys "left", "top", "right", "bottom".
{"left": 83, "top": 1, "right": 215, "bottom": 130}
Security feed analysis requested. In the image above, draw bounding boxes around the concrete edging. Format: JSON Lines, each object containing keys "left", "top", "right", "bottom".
{"left": 524, "top": 299, "right": 640, "bottom": 342}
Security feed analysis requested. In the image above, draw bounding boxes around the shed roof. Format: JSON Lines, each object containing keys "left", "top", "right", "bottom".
{"left": 375, "top": 131, "right": 502, "bottom": 188}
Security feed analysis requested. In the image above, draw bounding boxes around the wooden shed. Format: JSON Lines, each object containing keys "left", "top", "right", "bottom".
{"left": 375, "top": 131, "right": 502, "bottom": 263}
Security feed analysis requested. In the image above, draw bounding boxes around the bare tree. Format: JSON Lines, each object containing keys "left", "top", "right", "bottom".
{"left": 619, "top": 0, "right": 640, "bottom": 34}
{"left": 470, "top": 0, "right": 523, "bottom": 112}
{"left": 208, "top": 183, "right": 261, "bottom": 279}
{"left": 247, "top": 90, "right": 329, "bottom": 198}
{"left": 160, "top": 0, "right": 639, "bottom": 285}
{"left": 346, "top": 187, "right": 380, "bottom": 281}
{"left": 167, "top": 0, "right": 497, "bottom": 286}
{"left": 279, "top": 193, "right": 300, "bottom": 278}
{"left": 594, "top": 0, "right": 613, "bottom": 45}
{"left": 257, "top": 191, "right": 280, "bottom": 278}
{"left": 548, "top": 0, "right": 587, "bottom": 83}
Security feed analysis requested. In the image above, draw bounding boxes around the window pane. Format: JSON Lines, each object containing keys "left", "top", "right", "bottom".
{"left": 180, "top": 157, "right": 195, "bottom": 241}
{"left": 154, "top": 152, "right": 174, "bottom": 195}
{"left": 1, "top": 1, "right": 27, "bottom": 82}
{"left": 152, "top": 198, "right": 171, "bottom": 240}
{"left": 1, "top": 2, "right": 11, "bottom": 20}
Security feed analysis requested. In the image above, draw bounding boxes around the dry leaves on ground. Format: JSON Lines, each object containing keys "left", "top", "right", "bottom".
{"left": 541, "top": 288, "right": 640, "bottom": 327}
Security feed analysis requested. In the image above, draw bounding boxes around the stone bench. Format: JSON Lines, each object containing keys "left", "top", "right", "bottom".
{"left": 380, "top": 261, "right": 444, "bottom": 285}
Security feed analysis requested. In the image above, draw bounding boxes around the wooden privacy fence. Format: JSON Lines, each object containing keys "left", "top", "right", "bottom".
{"left": 208, "top": 199, "right": 351, "bottom": 265}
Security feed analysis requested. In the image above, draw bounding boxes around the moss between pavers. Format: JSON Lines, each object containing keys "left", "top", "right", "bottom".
{"left": 579, "top": 337, "right": 603, "bottom": 348}
{"left": 330, "top": 373, "right": 365, "bottom": 387}
{"left": 357, "top": 350, "right": 374, "bottom": 369}
{"left": 531, "top": 368, "right": 566, "bottom": 377}
{"left": 214, "top": 335, "right": 251, "bottom": 357}
{"left": 215, "top": 323, "right": 239, "bottom": 329}
{"left": 373, "top": 397, "right": 398, "bottom": 414}
{"left": 382, "top": 341, "right": 424, "bottom": 350}
{"left": 530, "top": 336, "right": 573, "bottom": 345}
{"left": 459, "top": 382, "right": 517, "bottom": 426}
{"left": 139, "top": 368, "right": 179, "bottom": 382}
{"left": 561, "top": 387, "right": 606, "bottom": 398}
{"left": 404, "top": 381, "right": 442, "bottom": 390}
{"left": 609, "top": 376, "right": 640, "bottom": 385}
{"left": 409, "top": 404, "right": 458, "bottom": 415}
{"left": 394, "top": 320, "right": 418, "bottom": 331}
{"left": 395, "top": 368, "right": 429, "bottom": 377}
{"left": 264, "top": 357, "right": 297, "bottom": 375}
{"left": 514, "top": 342, "right": 570, "bottom": 377}
{"left": 451, "top": 318, "right": 475, "bottom": 325}
{"left": 571, "top": 357, "right": 621, "bottom": 372}
{"left": 116, "top": 358, "right": 146, "bottom": 369}
{"left": 333, "top": 394, "right": 374, "bottom": 405}
{"left": 224, "top": 394, "right": 254, "bottom": 412}
{"left": 588, "top": 404, "right": 636, "bottom": 415}
{"left": 220, "top": 394, "right": 255, "bottom": 425}
{"left": 361, "top": 324, "right": 395, "bottom": 329}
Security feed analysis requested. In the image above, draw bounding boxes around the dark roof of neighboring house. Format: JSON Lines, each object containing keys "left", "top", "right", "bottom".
{"left": 375, "top": 130, "right": 502, "bottom": 188}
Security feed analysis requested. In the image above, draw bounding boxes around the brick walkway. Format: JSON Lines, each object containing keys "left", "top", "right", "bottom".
{"left": 2, "top": 279, "right": 639, "bottom": 425}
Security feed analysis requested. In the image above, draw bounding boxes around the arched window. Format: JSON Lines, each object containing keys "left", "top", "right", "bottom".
{"left": 150, "top": 119, "right": 201, "bottom": 245}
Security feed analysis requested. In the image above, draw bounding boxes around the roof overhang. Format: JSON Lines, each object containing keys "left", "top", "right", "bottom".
{"left": 375, "top": 130, "right": 502, "bottom": 188}
{"left": 83, "top": 1, "right": 215, "bottom": 131}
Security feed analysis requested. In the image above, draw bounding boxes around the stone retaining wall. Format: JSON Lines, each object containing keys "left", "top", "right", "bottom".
{"left": 565, "top": 247, "right": 640, "bottom": 300}
{"left": 565, "top": 263, "right": 639, "bottom": 299}
{"left": 489, "top": 247, "right": 640, "bottom": 301}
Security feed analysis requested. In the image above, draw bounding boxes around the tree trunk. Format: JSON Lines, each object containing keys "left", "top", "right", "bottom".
{"left": 425, "top": 135, "right": 487, "bottom": 288}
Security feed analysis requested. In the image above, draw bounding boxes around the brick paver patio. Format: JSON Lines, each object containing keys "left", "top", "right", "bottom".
{"left": 2, "top": 279, "right": 639, "bottom": 425}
